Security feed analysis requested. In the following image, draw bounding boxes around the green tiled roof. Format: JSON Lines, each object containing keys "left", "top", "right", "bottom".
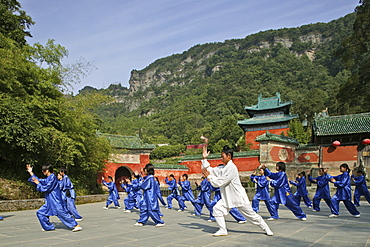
{"left": 313, "top": 112, "right": 370, "bottom": 136}
{"left": 238, "top": 114, "right": 298, "bottom": 126}
{"left": 153, "top": 163, "right": 189, "bottom": 170}
{"left": 255, "top": 131, "right": 299, "bottom": 145}
{"left": 99, "top": 133, "right": 156, "bottom": 149}
{"left": 297, "top": 144, "right": 319, "bottom": 150}
{"left": 180, "top": 150, "right": 260, "bottom": 161}
{"left": 245, "top": 92, "right": 292, "bottom": 111}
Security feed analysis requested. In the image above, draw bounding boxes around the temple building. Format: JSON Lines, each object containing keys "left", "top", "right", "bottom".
{"left": 237, "top": 92, "right": 299, "bottom": 149}
{"left": 312, "top": 112, "right": 370, "bottom": 171}
{"left": 98, "top": 134, "right": 155, "bottom": 191}
{"left": 99, "top": 93, "right": 370, "bottom": 187}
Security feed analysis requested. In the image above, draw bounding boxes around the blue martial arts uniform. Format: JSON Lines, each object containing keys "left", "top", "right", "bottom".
{"left": 193, "top": 178, "right": 212, "bottom": 215}
{"left": 308, "top": 174, "right": 332, "bottom": 211}
{"left": 122, "top": 182, "right": 136, "bottom": 210}
{"left": 137, "top": 175, "right": 164, "bottom": 225}
{"left": 28, "top": 173, "right": 77, "bottom": 231}
{"left": 290, "top": 176, "right": 312, "bottom": 208}
{"left": 60, "top": 175, "right": 82, "bottom": 220}
{"left": 352, "top": 175, "right": 370, "bottom": 206}
{"left": 250, "top": 174, "right": 274, "bottom": 214}
{"left": 102, "top": 180, "right": 120, "bottom": 207}
{"left": 132, "top": 178, "right": 143, "bottom": 209}
{"left": 264, "top": 168, "right": 306, "bottom": 219}
{"left": 156, "top": 180, "right": 166, "bottom": 206}
{"left": 165, "top": 178, "right": 185, "bottom": 210}
{"left": 330, "top": 171, "right": 360, "bottom": 216}
{"left": 208, "top": 185, "right": 246, "bottom": 222}
{"left": 179, "top": 179, "right": 196, "bottom": 208}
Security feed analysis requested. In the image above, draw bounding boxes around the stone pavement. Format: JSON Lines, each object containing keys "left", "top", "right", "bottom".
{"left": 0, "top": 200, "right": 369, "bottom": 247}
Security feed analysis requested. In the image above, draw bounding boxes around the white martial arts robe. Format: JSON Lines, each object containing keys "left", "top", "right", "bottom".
{"left": 202, "top": 159, "right": 270, "bottom": 234}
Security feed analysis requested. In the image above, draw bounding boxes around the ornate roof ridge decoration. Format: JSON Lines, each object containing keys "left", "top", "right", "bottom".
{"left": 244, "top": 92, "right": 292, "bottom": 112}
{"left": 98, "top": 132, "right": 156, "bottom": 150}
{"left": 297, "top": 143, "right": 319, "bottom": 150}
{"left": 255, "top": 131, "right": 299, "bottom": 145}
{"left": 313, "top": 112, "right": 370, "bottom": 136}
{"left": 237, "top": 114, "right": 299, "bottom": 125}
{"left": 238, "top": 92, "right": 299, "bottom": 130}
{"left": 153, "top": 163, "right": 189, "bottom": 170}
{"left": 179, "top": 150, "right": 260, "bottom": 161}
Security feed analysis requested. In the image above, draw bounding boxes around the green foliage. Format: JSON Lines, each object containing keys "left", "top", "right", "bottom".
{"left": 336, "top": 0, "right": 370, "bottom": 113}
{"left": 150, "top": 145, "right": 186, "bottom": 159}
{"left": 288, "top": 119, "right": 311, "bottom": 144}
{"left": 0, "top": 0, "right": 34, "bottom": 46}
{"left": 212, "top": 139, "right": 232, "bottom": 153}
{"left": 0, "top": 2, "right": 110, "bottom": 196}
{"left": 89, "top": 13, "right": 357, "bottom": 148}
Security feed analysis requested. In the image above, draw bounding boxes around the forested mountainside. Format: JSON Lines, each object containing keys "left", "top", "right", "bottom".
{"left": 80, "top": 13, "right": 357, "bottom": 147}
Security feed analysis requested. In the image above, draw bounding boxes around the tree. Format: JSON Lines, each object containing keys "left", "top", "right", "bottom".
{"left": 0, "top": 10, "right": 109, "bottom": 194}
{"left": 0, "top": 0, "right": 34, "bottom": 46}
{"left": 336, "top": 0, "right": 370, "bottom": 113}
{"left": 288, "top": 119, "right": 311, "bottom": 144}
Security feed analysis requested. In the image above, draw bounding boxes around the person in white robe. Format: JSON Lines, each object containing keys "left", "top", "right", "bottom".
{"left": 201, "top": 145, "right": 273, "bottom": 237}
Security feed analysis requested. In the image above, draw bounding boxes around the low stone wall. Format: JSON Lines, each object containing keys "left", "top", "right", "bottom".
{"left": 0, "top": 194, "right": 109, "bottom": 212}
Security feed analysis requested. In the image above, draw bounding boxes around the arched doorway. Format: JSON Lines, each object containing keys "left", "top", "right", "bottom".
{"left": 115, "top": 166, "right": 133, "bottom": 191}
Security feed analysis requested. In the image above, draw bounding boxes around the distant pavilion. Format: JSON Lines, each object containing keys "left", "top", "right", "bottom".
{"left": 238, "top": 92, "right": 299, "bottom": 149}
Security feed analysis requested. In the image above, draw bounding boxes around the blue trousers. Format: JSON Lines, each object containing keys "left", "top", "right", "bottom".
{"left": 252, "top": 197, "right": 275, "bottom": 216}
{"left": 294, "top": 194, "right": 312, "bottom": 207}
{"left": 269, "top": 195, "right": 306, "bottom": 219}
{"left": 66, "top": 198, "right": 82, "bottom": 219}
{"left": 124, "top": 195, "right": 136, "bottom": 210}
{"left": 138, "top": 210, "right": 164, "bottom": 225}
{"left": 167, "top": 192, "right": 185, "bottom": 210}
{"left": 36, "top": 205, "right": 77, "bottom": 231}
{"left": 354, "top": 190, "right": 370, "bottom": 206}
{"left": 312, "top": 196, "right": 332, "bottom": 211}
{"left": 194, "top": 198, "right": 212, "bottom": 216}
{"left": 330, "top": 195, "right": 360, "bottom": 215}
{"left": 106, "top": 198, "right": 120, "bottom": 207}
{"left": 229, "top": 207, "right": 246, "bottom": 222}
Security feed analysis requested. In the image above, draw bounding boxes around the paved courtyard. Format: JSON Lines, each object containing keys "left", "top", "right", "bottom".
{"left": 0, "top": 200, "right": 369, "bottom": 247}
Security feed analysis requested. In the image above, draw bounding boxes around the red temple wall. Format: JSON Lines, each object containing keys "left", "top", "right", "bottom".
{"left": 246, "top": 128, "right": 290, "bottom": 149}
{"left": 270, "top": 146, "right": 295, "bottom": 163}
{"left": 321, "top": 145, "right": 358, "bottom": 173}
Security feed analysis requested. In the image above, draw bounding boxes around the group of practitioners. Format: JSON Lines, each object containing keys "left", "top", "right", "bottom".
{"left": 25, "top": 164, "right": 83, "bottom": 232}
{"left": 250, "top": 162, "right": 370, "bottom": 221}
{"left": 100, "top": 145, "right": 274, "bottom": 236}
{"left": 24, "top": 144, "right": 370, "bottom": 237}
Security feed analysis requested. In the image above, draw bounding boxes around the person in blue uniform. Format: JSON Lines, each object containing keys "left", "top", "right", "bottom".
{"left": 155, "top": 176, "right": 166, "bottom": 217}
{"left": 59, "top": 168, "right": 83, "bottom": 221}
{"left": 290, "top": 171, "right": 312, "bottom": 208}
{"left": 165, "top": 174, "right": 185, "bottom": 211}
{"left": 352, "top": 170, "right": 370, "bottom": 206}
{"left": 121, "top": 173, "right": 137, "bottom": 213}
{"left": 308, "top": 168, "right": 332, "bottom": 212}
{"left": 250, "top": 167, "right": 274, "bottom": 215}
{"left": 178, "top": 173, "right": 196, "bottom": 209}
{"left": 329, "top": 163, "right": 360, "bottom": 218}
{"left": 193, "top": 176, "right": 213, "bottom": 216}
{"left": 26, "top": 164, "right": 82, "bottom": 232}
{"left": 102, "top": 176, "right": 121, "bottom": 209}
{"left": 134, "top": 163, "right": 165, "bottom": 227}
{"left": 263, "top": 162, "right": 307, "bottom": 221}
{"left": 132, "top": 174, "right": 143, "bottom": 209}
{"left": 155, "top": 177, "right": 166, "bottom": 207}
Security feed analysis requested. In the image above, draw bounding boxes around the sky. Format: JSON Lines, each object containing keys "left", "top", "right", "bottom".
{"left": 20, "top": 0, "right": 360, "bottom": 94}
